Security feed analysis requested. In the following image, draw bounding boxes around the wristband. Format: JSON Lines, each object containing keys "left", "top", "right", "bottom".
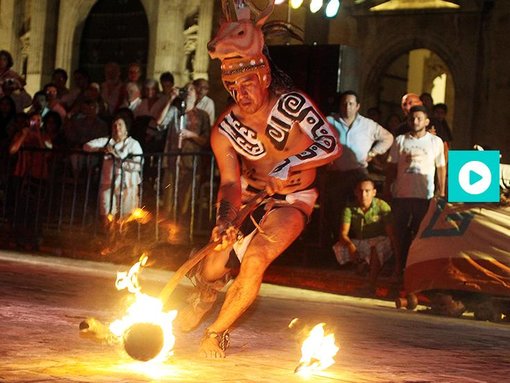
{"left": 216, "top": 199, "right": 238, "bottom": 225}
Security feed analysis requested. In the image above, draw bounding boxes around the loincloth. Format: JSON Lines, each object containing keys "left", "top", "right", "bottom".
{"left": 227, "top": 186, "right": 318, "bottom": 268}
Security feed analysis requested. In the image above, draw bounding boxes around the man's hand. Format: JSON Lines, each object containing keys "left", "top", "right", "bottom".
{"left": 180, "top": 128, "right": 197, "bottom": 140}
{"left": 347, "top": 242, "right": 359, "bottom": 263}
{"left": 212, "top": 223, "right": 237, "bottom": 250}
{"left": 265, "top": 176, "right": 286, "bottom": 196}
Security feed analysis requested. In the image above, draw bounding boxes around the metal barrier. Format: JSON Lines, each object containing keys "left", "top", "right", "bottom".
{"left": 0, "top": 147, "right": 331, "bottom": 264}
{"left": 0, "top": 147, "right": 217, "bottom": 247}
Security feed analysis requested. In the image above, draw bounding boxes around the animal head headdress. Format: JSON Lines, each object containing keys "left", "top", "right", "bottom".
{"left": 208, "top": 0, "right": 275, "bottom": 92}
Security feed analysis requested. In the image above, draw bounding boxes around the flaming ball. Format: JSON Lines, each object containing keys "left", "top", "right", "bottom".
{"left": 123, "top": 322, "right": 164, "bottom": 361}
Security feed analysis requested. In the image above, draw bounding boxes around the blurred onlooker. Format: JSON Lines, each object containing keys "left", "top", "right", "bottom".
{"left": 395, "top": 93, "right": 422, "bottom": 136}
{"left": 159, "top": 71, "right": 175, "bottom": 98}
{"left": 101, "top": 62, "right": 124, "bottom": 116}
{"left": 333, "top": 177, "right": 398, "bottom": 291}
{"left": 420, "top": 92, "right": 434, "bottom": 112}
{"left": 1, "top": 77, "right": 31, "bottom": 113}
{"left": 122, "top": 82, "right": 143, "bottom": 117}
{"left": 0, "top": 96, "right": 17, "bottom": 184}
{"left": 64, "top": 98, "right": 109, "bottom": 176}
{"left": 384, "top": 113, "right": 401, "bottom": 136}
{"left": 51, "top": 68, "right": 69, "bottom": 101}
{"left": 0, "top": 50, "right": 26, "bottom": 97}
{"left": 64, "top": 99, "right": 109, "bottom": 149}
{"left": 366, "top": 106, "right": 382, "bottom": 124}
{"left": 62, "top": 68, "right": 90, "bottom": 114}
{"left": 83, "top": 115, "right": 143, "bottom": 227}
{"left": 0, "top": 95, "right": 16, "bottom": 143}
{"left": 432, "top": 103, "right": 453, "bottom": 157}
{"left": 28, "top": 91, "right": 50, "bottom": 118}
{"left": 139, "top": 78, "right": 166, "bottom": 117}
{"left": 8, "top": 112, "right": 52, "bottom": 249}
{"left": 127, "top": 63, "right": 143, "bottom": 87}
{"left": 43, "top": 111, "right": 66, "bottom": 150}
{"left": 84, "top": 82, "right": 109, "bottom": 121}
{"left": 43, "top": 83, "right": 67, "bottom": 120}
{"left": 193, "top": 78, "right": 215, "bottom": 126}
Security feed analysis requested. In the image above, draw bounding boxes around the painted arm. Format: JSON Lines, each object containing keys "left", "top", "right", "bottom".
{"left": 268, "top": 92, "right": 341, "bottom": 180}
{"left": 210, "top": 122, "right": 242, "bottom": 246}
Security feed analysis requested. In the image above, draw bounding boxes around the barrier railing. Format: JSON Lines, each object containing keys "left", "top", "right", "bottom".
{"left": 0, "top": 147, "right": 217, "bottom": 248}
{"left": 0, "top": 147, "right": 329, "bottom": 261}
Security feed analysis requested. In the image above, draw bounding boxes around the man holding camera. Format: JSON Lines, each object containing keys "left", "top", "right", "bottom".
{"left": 156, "top": 82, "right": 210, "bottom": 224}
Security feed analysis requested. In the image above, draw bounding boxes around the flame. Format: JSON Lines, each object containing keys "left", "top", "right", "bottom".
{"left": 295, "top": 323, "right": 339, "bottom": 377}
{"left": 123, "top": 207, "right": 152, "bottom": 225}
{"left": 109, "top": 254, "right": 177, "bottom": 363}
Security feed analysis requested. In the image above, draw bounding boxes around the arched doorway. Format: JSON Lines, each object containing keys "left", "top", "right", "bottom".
{"left": 79, "top": 0, "right": 149, "bottom": 82}
{"left": 378, "top": 48, "right": 454, "bottom": 130}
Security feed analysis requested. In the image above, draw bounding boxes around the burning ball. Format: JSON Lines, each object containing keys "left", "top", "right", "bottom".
{"left": 123, "top": 322, "right": 164, "bottom": 361}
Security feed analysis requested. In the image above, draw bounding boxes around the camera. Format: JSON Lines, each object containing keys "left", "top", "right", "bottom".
{"left": 3, "top": 78, "right": 16, "bottom": 90}
{"left": 178, "top": 87, "right": 188, "bottom": 98}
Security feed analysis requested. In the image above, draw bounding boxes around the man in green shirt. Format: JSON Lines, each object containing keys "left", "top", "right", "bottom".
{"left": 333, "top": 177, "right": 399, "bottom": 292}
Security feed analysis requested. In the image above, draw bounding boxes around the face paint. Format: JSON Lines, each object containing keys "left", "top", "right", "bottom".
{"left": 220, "top": 55, "right": 271, "bottom": 99}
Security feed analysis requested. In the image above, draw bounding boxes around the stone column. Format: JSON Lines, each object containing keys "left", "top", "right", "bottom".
{"left": 192, "top": 0, "right": 214, "bottom": 80}
{"left": 0, "top": 0, "right": 17, "bottom": 54}
{"left": 55, "top": 0, "right": 95, "bottom": 78}
{"left": 152, "top": 0, "right": 186, "bottom": 84}
{"left": 25, "top": 0, "right": 49, "bottom": 94}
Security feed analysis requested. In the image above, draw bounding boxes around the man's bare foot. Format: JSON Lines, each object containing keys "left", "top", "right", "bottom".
{"left": 199, "top": 330, "right": 229, "bottom": 358}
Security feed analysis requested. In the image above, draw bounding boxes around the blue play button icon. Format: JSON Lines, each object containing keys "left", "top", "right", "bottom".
{"left": 469, "top": 169, "right": 483, "bottom": 186}
{"left": 448, "top": 150, "right": 500, "bottom": 202}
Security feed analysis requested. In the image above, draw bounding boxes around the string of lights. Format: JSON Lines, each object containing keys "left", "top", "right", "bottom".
{"left": 275, "top": 0, "right": 341, "bottom": 18}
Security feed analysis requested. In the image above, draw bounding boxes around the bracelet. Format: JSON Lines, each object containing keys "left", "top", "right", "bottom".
{"left": 216, "top": 200, "right": 238, "bottom": 225}
{"left": 202, "top": 329, "right": 230, "bottom": 351}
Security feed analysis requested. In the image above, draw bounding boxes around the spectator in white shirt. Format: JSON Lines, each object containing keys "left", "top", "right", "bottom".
{"left": 325, "top": 90, "right": 393, "bottom": 244}
{"left": 385, "top": 105, "right": 446, "bottom": 275}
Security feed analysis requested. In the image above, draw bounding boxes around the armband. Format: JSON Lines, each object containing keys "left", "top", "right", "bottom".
{"left": 216, "top": 199, "right": 238, "bottom": 225}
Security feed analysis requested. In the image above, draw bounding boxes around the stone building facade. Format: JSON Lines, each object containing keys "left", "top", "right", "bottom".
{"left": 0, "top": 0, "right": 508, "bottom": 158}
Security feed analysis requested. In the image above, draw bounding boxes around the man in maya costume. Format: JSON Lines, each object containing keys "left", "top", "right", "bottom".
{"left": 176, "top": 0, "right": 341, "bottom": 358}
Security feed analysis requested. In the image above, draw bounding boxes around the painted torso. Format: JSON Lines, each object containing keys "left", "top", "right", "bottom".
{"left": 217, "top": 92, "right": 319, "bottom": 193}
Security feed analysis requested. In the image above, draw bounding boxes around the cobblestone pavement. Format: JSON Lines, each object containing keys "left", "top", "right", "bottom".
{"left": 1, "top": 250, "right": 509, "bottom": 383}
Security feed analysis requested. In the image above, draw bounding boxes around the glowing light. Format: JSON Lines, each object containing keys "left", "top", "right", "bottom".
{"left": 310, "top": 0, "right": 323, "bottom": 13}
{"left": 325, "top": 0, "right": 340, "bottom": 17}
{"left": 109, "top": 255, "right": 177, "bottom": 363}
{"left": 290, "top": 0, "right": 304, "bottom": 9}
{"left": 370, "top": 0, "right": 460, "bottom": 11}
{"left": 123, "top": 207, "right": 152, "bottom": 225}
{"left": 275, "top": 0, "right": 286, "bottom": 4}
{"left": 295, "top": 323, "right": 339, "bottom": 377}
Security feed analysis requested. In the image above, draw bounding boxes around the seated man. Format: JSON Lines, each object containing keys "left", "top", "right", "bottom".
{"left": 333, "top": 177, "right": 398, "bottom": 291}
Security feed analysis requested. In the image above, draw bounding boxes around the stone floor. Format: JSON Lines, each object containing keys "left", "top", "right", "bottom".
{"left": 1, "top": 250, "right": 509, "bottom": 382}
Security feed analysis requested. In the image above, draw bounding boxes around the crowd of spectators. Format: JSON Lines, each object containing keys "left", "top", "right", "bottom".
{"left": 0, "top": 49, "right": 214, "bottom": 245}
{"left": 327, "top": 90, "right": 453, "bottom": 292}
{"left": 1, "top": 48, "right": 458, "bottom": 287}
